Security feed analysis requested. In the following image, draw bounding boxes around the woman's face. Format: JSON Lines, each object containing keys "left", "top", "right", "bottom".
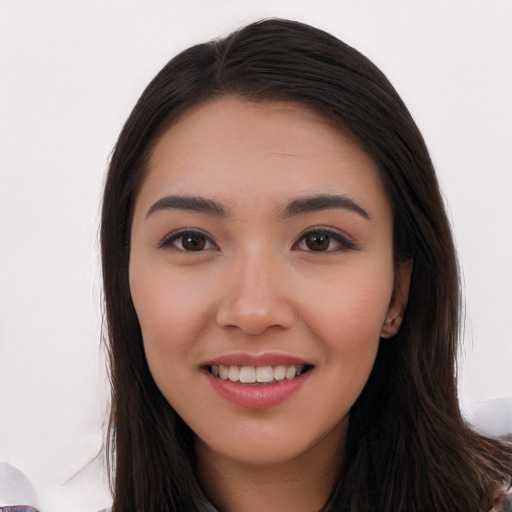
{"left": 129, "top": 97, "right": 409, "bottom": 466}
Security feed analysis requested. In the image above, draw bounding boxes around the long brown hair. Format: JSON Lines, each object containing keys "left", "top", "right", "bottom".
{"left": 101, "top": 18, "right": 511, "bottom": 511}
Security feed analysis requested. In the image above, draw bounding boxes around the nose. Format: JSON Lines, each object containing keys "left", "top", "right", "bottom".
{"left": 216, "top": 249, "right": 296, "bottom": 335}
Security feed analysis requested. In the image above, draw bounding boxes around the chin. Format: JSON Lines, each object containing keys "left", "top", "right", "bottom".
{"left": 195, "top": 415, "right": 348, "bottom": 468}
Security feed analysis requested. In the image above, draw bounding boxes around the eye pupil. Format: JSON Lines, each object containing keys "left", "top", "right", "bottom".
{"left": 305, "top": 233, "right": 330, "bottom": 251}
{"left": 182, "top": 234, "right": 206, "bottom": 251}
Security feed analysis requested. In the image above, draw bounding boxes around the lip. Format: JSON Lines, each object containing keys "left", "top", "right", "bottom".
{"left": 202, "top": 351, "right": 309, "bottom": 367}
{"left": 203, "top": 368, "right": 310, "bottom": 409}
{"left": 201, "top": 351, "right": 313, "bottom": 409}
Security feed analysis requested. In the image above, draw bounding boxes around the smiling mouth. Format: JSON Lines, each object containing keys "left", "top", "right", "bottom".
{"left": 205, "top": 364, "right": 312, "bottom": 385}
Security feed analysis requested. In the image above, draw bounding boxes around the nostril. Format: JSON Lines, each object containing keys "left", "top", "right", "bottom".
{"left": 216, "top": 300, "right": 296, "bottom": 334}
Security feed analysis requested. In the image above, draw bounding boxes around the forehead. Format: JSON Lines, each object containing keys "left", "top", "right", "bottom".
{"left": 136, "top": 96, "right": 389, "bottom": 219}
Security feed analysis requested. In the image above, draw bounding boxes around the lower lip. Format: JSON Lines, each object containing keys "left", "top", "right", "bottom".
{"left": 204, "top": 369, "right": 310, "bottom": 409}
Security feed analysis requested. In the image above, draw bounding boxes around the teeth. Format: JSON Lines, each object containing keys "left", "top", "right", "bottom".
{"left": 274, "top": 365, "right": 286, "bottom": 381}
{"left": 256, "top": 366, "right": 273, "bottom": 383}
{"left": 228, "top": 365, "right": 239, "bottom": 382}
{"left": 239, "top": 366, "right": 256, "bottom": 383}
{"left": 219, "top": 365, "right": 229, "bottom": 380}
{"left": 212, "top": 364, "right": 305, "bottom": 384}
{"left": 285, "top": 365, "right": 297, "bottom": 380}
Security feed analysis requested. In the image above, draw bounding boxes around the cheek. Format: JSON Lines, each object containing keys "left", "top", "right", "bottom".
{"left": 303, "top": 262, "right": 393, "bottom": 340}
{"left": 130, "top": 278, "right": 204, "bottom": 412}
{"left": 299, "top": 262, "right": 393, "bottom": 392}
{"left": 130, "top": 257, "right": 212, "bottom": 336}
{"left": 128, "top": 261, "right": 213, "bottom": 389}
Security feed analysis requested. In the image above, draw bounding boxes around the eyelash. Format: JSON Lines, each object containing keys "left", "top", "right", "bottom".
{"left": 159, "top": 228, "right": 356, "bottom": 253}
{"left": 293, "top": 228, "right": 357, "bottom": 253}
{"left": 159, "top": 230, "right": 218, "bottom": 252}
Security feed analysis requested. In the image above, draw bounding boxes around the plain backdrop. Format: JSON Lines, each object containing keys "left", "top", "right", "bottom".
{"left": 1, "top": 1, "right": 511, "bottom": 510}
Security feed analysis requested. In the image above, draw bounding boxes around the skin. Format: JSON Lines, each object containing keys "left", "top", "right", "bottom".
{"left": 129, "top": 96, "right": 411, "bottom": 512}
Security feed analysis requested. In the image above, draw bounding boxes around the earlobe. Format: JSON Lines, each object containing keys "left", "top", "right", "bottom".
{"left": 380, "top": 259, "right": 413, "bottom": 339}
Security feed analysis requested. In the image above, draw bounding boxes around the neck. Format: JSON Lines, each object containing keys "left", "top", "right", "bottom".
{"left": 196, "top": 420, "right": 347, "bottom": 512}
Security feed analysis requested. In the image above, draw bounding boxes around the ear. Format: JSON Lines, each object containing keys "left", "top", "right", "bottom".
{"left": 380, "top": 259, "right": 413, "bottom": 339}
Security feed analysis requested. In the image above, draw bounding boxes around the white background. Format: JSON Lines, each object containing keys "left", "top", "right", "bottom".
{"left": 1, "top": 1, "right": 511, "bottom": 510}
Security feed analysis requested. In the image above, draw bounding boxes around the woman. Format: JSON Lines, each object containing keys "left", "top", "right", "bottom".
{"left": 100, "top": 19, "right": 511, "bottom": 512}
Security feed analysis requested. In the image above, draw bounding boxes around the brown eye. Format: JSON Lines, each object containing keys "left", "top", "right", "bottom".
{"left": 305, "top": 233, "right": 330, "bottom": 251}
{"left": 294, "top": 229, "right": 356, "bottom": 253}
{"left": 160, "top": 230, "right": 216, "bottom": 252}
{"left": 181, "top": 233, "right": 206, "bottom": 251}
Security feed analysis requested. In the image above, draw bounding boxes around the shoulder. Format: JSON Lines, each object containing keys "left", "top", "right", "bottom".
{"left": 491, "top": 484, "right": 512, "bottom": 512}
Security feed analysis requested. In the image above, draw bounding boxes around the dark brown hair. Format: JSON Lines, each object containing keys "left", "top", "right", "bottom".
{"left": 101, "top": 18, "right": 511, "bottom": 512}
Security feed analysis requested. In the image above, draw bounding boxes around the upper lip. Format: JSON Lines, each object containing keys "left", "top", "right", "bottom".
{"left": 202, "top": 351, "right": 311, "bottom": 367}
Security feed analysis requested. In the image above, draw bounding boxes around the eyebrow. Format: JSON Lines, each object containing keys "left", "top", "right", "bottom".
{"left": 284, "top": 194, "right": 370, "bottom": 220}
{"left": 145, "top": 195, "right": 228, "bottom": 219}
{"left": 145, "top": 193, "right": 370, "bottom": 221}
